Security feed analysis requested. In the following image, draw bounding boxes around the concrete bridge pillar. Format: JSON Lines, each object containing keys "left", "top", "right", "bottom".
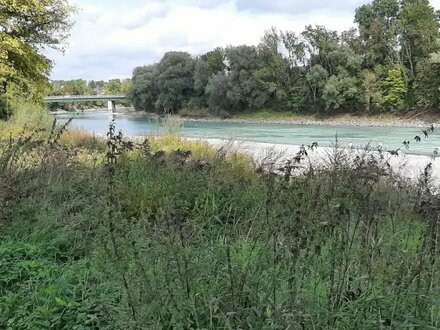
{"left": 108, "top": 100, "right": 116, "bottom": 112}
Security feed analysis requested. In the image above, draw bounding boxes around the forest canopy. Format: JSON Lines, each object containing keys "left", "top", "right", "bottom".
{"left": 128, "top": 0, "right": 440, "bottom": 115}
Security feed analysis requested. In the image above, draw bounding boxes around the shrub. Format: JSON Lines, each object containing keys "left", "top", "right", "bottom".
{"left": 0, "top": 118, "right": 438, "bottom": 329}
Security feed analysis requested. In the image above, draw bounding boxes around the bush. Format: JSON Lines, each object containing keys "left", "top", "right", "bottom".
{"left": 0, "top": 241, "right": 119, "bottom": 329}
{"left": 0, "top": 119, "right": 439, "bottom": 329}
{"left": 0, "top": 102, "right": 52, "bottom": 138}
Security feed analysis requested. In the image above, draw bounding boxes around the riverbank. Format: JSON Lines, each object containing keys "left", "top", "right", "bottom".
{"left": 51, "top": 107, "right": 440, "bottom": 128}
{"left": 180, "top": 109, "right": 440, "bottom": 128}
{"left": 186, "top": 137, "right": 440, "bottom": 185}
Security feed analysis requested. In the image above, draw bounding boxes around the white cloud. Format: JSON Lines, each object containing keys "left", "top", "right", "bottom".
{"left": 49, "top": 0, "right": 440, "bottom": 80}
{"left": 235, "top": 0, "right": 367, "bottom": 13}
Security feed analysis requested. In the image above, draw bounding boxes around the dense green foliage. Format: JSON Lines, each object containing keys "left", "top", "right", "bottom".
{"left": 0, "top": 106, "right": 439, "bottom": 328}
{"left": 128, "top": 0, "right": 440, "bottom": 115}
{"left": 0, "top": 0, "right": 74, "bottom": 118}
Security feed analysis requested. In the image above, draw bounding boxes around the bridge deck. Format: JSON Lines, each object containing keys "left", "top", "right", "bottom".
{"left": 44, "top": 95, "right": 127, "bottom": 103}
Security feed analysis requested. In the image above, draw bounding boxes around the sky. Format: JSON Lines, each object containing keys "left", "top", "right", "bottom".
{"left": 49, "top": 0, "right": 440, "bottom": 81}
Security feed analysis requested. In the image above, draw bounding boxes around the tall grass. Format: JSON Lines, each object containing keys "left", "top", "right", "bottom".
{"left": 0, "top": 107, "right": 439, "bottom": 329}
{"left": 0, "top": 102, "right": 52, "bottom": 138}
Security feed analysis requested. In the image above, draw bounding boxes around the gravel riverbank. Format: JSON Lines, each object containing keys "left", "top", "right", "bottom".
{"left": 188, "top": 138, "right": 440, "bottom": 185}
{"left": 181, "top": 115, "right": 438, "bottom": 128}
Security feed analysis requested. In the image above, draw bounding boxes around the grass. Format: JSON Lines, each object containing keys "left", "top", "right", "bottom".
{"left": 0, "top": 103, "right": 439, "bottom": 329}
{"left": 0, "top": 102, "right": 52, "bottom": 138}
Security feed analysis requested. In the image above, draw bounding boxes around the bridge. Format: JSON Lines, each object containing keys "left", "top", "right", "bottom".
{"left": 44, "top": 95, "right": 128, "bottom": 112}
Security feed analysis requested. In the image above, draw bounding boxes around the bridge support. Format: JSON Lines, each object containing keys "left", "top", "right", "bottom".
{"left": 108, "top": 100, "right": 116, "bottom": 112}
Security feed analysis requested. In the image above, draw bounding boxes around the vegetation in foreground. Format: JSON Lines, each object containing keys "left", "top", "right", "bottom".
{"left": 0, "top": 104, "right": 439, "bottom": 329}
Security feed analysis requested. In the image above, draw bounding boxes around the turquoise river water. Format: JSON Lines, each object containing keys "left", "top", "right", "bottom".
{"left": 55, "top": 111, "right": 439, "bottom": 156}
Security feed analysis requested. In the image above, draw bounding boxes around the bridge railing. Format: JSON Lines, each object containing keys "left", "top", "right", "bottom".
{"left": 44, "top": 95, "right": 127, "bottom": 103}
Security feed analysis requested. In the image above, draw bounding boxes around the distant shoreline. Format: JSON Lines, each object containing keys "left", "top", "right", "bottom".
{"left": 52, "top": 108, "right": 439, "bottom": 128}
{"left": 130, "top": 109, "right": 440, "bottom": 128}
{"left": 181, "top": 116, "right": 434, "bottom": 128}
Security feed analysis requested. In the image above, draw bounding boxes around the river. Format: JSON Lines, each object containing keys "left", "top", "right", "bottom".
{"left": 54, "top": 110, "right": 439, "bottom": 156}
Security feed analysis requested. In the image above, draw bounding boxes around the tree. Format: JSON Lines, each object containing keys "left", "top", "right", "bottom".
{"left": 280, "top": 31, "right": 309, "bottom": 110}
{"left": 382, "top": 65, "right": 407, "bottom": 110}
{"left": 340, "top": 28, "right": 364, "bottom": 55}
{"left": 120, "top": 79, "right": 132, "bottom": 94}
{"left": 205, "top": 72, "right": 231, "bottom": 112}
{"left": 192, "top": 48, "right": 225, "bottom": 107}
{"left": 103, "top": 79, "right": 122, "bottom": 95}
{"left": 322, "top": 72, "right": 360, "bottom": 110}
{"left": 200, "top": 48, "right": 225, "bottom": 74}
{"left": 223, "top": 45, "right": 265, "bottom": 111}
{"left": 87, "top": 80, "right": 105, "bottom": 95}
{"left": 306, "top": 64, "right": 328, "bottom": 112}
{"left": 255, "top": 28, "right": 293, "bottom": 109}
{"left": 88, "top": 80, "right": 97, "bottom": 94}
{"left": 101, "top": 78, "right": 132, "bottom": 107}
{"left": 282, "top": 31, "right": 306, "bottom": 68}
{"left": 355, "top": 0, "right": 400, "bottom": 66}
{"left": 193, "top": 61, "right": 211, "bottom": 97}
{"left": 155, "top": 51, "right": 195, "bottom": 113}
{"left": 327, "top": 45, "right": 363, "bottom": 75}
{"left": 50, "top": 79, "right": 90, "bottom": 95}
{"left": 127, "top": 65, "right": 159, "bottom": 112}
{"left": 0, "top": 0, "right": 74, "bottom": 116}
{"left": 360, "top": 70, "right": 383, "bottom": 112}
{"left": 301, "top": 25, "right": 339, "bottom": 75}
{"left": 413, "top": 54, "right": 440, "bottom": 107}
{"left": 399, "top": 0, "right": 440, "bottom": 78}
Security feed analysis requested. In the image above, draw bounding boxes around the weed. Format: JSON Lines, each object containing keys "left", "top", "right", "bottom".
{"left": 0, "top": 111, "right": 439, "bottom": 329}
